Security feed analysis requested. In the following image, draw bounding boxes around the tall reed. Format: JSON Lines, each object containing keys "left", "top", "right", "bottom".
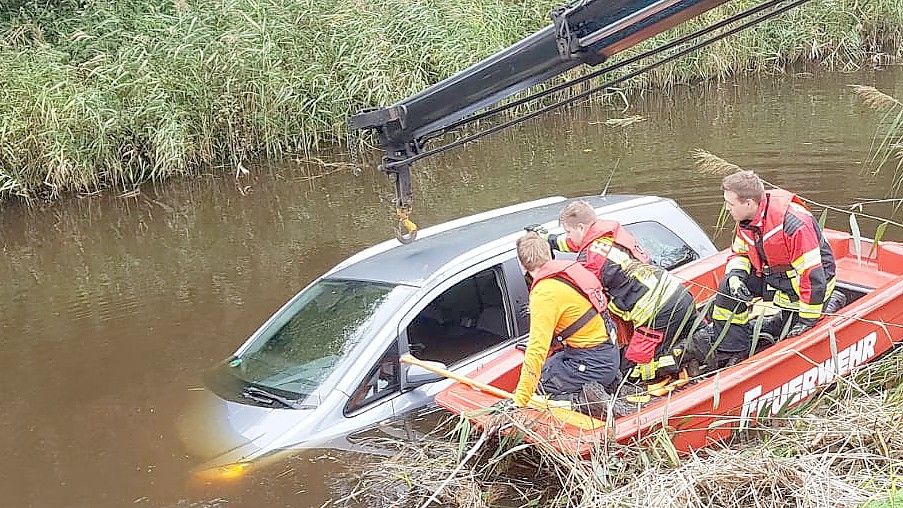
{"left": 343, "top": 350, "right": 903, "bottom": 507}
{"left": 1, "top": 0, "right": 901, "bottom": 202}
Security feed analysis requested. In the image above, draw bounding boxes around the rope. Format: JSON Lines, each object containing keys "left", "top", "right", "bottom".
{"left": 744, "top": 176, "right": 903, "bottom": 231}
{"left": 428, "top": 0, "right": 795, "bottom": 140}
{"left": 386, "top": 0, "right": 813, "bottom": 170}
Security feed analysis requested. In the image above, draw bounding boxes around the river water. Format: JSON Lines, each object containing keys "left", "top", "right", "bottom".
{"left": 1, "top": 66, "right": 902, "bottom": 507}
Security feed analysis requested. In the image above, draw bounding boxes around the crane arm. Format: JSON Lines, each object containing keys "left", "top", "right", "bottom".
{"left": 348, "top": 0, "right": 738, "bottom": 241}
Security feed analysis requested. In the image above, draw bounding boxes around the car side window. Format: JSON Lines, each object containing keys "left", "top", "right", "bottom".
{"left": 624, "top": 221, "right": 699, "bottom": 270}
{"left": 345, "top": 342, "right": 400, "bottom": 413}
{"left": 406, "top": 266, "right": 512, "bottom": 365}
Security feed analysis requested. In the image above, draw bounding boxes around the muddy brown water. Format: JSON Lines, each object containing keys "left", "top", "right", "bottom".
{"left": 1, "top": 66, "right": 902, "bottom": 507}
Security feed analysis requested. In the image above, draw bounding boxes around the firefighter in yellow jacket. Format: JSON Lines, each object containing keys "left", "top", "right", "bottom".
{"left": 512, "top": 232, "right": 620, "bottom": 409}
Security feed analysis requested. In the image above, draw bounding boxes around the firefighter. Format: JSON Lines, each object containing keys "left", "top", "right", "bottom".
{"left": 533, "top": 200, "right": 698, "bottom": 383}
{"left": 689, "top": 170, "right": 843, "bottom": 369}
{"left": 511, "top": 232, "right": 620, "bottom": 411}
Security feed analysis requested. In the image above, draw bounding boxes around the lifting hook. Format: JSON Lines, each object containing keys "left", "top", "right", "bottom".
{"left": 394, "top": 207, "right": 418, "bottom": 244}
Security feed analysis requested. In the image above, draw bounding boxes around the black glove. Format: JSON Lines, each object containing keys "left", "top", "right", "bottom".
{"left": 787, "top": 317, "right": 818, "bottom": 337}
{"left": 518, "top": 301, "right": 530, "bottom": 318}
{"left": 727, "top": 275, "right": 753, "bottom": 302}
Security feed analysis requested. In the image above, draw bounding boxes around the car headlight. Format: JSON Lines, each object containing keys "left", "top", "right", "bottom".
{"left": 194, "top": 462, "right": 251, "bottom": 482}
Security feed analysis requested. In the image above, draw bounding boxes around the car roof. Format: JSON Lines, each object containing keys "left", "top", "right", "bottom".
{"left": 325, "top": 194, "right": 664, "bottom": 286}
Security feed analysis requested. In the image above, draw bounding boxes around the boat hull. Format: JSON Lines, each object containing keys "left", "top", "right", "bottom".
{"left": 435, "top": 230, "right": 903, "bottom": 455}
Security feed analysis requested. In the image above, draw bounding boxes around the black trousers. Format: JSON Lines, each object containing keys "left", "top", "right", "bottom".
{"left": 710, "top": 273, "right": 803, "bottom": 354}
{"left": 539, "top": 341, "right": 620, "bottom": 397}
{"left": 620, "top": 287, "right": 698, "bottom": 375}
{"left": 649, "top": 287, "right": 699, "bottom": 354}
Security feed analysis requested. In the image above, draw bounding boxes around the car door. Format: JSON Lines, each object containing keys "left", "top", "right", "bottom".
{"left": 500, "top": 256, "right": 530, "bottom": 341}
{"left": 392, "top": 253, "right": 518, "bottom": 414}
{"left": 342, "top": 339, "right": 403, "bottom": 415}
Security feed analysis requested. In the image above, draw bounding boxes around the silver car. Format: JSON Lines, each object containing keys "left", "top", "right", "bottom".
{"left": 180, "top": 194, "right": 717, "bottom": 480}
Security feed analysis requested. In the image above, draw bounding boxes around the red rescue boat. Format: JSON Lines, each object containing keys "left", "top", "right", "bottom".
{"left": 435, "top": 230, "right": 903, "bottom": 456}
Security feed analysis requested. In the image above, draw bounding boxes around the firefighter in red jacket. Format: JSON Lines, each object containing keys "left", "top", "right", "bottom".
{"left": 512, "top": 232, "right": 620, "bottom": 410}
{"left": 690, "top": 170, "right": 842, "bottom": 367}
{"left": 533, "top": 200, "right": 698, "bottom": 382}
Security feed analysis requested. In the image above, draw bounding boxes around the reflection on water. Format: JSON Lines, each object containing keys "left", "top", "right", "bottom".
{"left": 1, "top": 66, "right": 902, "bottom": 506}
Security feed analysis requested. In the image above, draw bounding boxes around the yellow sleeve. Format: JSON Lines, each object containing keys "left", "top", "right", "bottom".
{"left": 512, "top": 282, "right": 558, "bottom": 407}
{"left": 726, "top": 232, "right": 752, "bottom": 275}
{"left": 549, "top": 233, "right": 574, "bottom": 253}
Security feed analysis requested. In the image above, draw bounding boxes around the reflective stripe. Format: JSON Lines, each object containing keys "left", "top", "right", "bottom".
{"left": 738, "top": 230, "right": 756, "bottom": 246}
{"left": 726, "top": 256, "right": 751, "bottom": 274}
{"left": 630, "top": 362, "right": 657, "bottom": 381}
{"left": 796, "top": 278, "right": 835, "bottom": 319}
{"left": 610, "top": 265, "right": 683, "bottom": 326}
{"left": 732, "top": 235, "right": 750, "bottom": 254}
{"left": 791, "top": 247, "right": 822, "bottom": 271}
{"left": 773, "top": 290, "right": 799, "bottom": 310}
{"left": 588, "top": 239, "right": 614, "bottom": 258}
{"left": 789, "top": 271, "right": 801, "bottom": 295}
{"left": 761, "top": 224, "right": 783, "bottom": 242}
{"left": 712, "top": 306, "right": 750, "bottom": 324}
{"left": 602, "top": 241, "right": 628, "bottom": 263}
{"left": 556, "top": 234, "right": 571, "bottom": 252}
{"left": 799, "top": 300, "right": 823, "bottom": 320}
{"left": 789, "top": 202, "right": 811, "bottom": 216}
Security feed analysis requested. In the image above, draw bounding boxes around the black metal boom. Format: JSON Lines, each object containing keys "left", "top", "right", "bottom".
{"left": 348, "top": 0, "right": 736, "bottom": 238}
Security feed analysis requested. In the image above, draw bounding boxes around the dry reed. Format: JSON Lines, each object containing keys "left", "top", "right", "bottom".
{"left": 851, "top": 85, "right": 903, "bottom": 112}
{"left": 1, "top": 0, "right": 902, "bottom": 202}
{"left": 690, "top": 149, "right": 742, "bottom": 176}
{"left": 338, "top": 349, "right": 903, "bottom": 508}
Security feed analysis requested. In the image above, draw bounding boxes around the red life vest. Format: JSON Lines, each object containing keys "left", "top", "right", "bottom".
{"left": 530, "top": 260, "right": 607, "bottom": 313}
{"left": 735, "top": 189, "right": 809, "bottom": 275}
{"left": 566, "top": 220, "right": 650, "bottom": 274}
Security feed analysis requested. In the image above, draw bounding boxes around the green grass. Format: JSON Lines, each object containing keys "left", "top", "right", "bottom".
{"left": 1, "top": 0, "right": 902, "bottom": 201}
{"left": 864, "top": 491, "right": 903, "bottom": 508}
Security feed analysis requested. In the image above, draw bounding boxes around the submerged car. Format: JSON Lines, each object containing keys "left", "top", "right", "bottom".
{"left": 180, "top": 194, "right": 717, "bottom": 479}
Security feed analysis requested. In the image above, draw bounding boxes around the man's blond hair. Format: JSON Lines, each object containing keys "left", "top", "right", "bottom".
{"left": 558, "top": 200, "right": 597, "bottom": 228}
{"left": 722, "top": 170, "right": 765, "bottom": 202}
{"left": 517, "top": 232, "right": 551, "bottom": 272}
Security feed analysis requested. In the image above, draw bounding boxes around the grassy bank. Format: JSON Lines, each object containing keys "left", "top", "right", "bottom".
{"left": 1, "top": 0, "right": 902, "bottom": 202}
{"left": 344, "top": 350, "right": 903, "bottom": 507}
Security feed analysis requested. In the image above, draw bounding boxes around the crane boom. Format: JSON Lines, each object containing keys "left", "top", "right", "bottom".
{"left": 347, "top": 0, "right": 743, "bottom": 241}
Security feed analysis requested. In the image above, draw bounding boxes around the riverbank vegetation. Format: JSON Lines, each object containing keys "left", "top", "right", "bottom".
{"left": 1, "top": 0, "right": 902, "bottom": 202}
{"left": 341, "top": 349, "right": 903, "bottom": 507}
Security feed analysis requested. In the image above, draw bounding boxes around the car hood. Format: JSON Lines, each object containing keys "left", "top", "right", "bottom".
{"left": 177, "top": 388, "right": 318, "bottom": 468}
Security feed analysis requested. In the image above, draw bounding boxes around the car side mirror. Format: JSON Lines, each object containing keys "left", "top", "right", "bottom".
{"left": 405, "top": 361, "right": 447, "bottom": 388}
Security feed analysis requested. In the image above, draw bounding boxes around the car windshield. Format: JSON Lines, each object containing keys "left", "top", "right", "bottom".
{"left": 227, "top": 278, "right": 412, "bottom": 399}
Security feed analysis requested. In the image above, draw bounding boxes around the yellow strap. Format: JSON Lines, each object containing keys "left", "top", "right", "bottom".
{"left": 645, "top": 370, "right": 691, "bottom": 397}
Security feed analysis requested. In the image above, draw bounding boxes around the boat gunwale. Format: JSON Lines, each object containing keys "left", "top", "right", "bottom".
{"left": 434, "top": 232, "right": 903, "bottom": 455}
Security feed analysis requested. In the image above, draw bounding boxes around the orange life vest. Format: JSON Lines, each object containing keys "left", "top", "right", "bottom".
{"left": 567, "top": 220, "right": 650, "bottom": 275}
{"left": 735, "top": 189, "right": 808, "bottom": 275}
{"left": 530, "top": 260, "right": 607, "bottom": 313}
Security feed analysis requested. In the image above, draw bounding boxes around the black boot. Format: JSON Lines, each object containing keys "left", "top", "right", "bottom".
{"left": 574, "top": 382, "right": 637, "bottom": 418}
{"left": 757, "top": 312, "right": 788, "bottom": 338}
{"left": 687, "top": 323, "right": 715, "bottom": 363}
{"left": 823, "top": 290, "right": 848, "bottom": 315}
{"left": 685, "top": 323, "right": 761, "bottom": 374}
